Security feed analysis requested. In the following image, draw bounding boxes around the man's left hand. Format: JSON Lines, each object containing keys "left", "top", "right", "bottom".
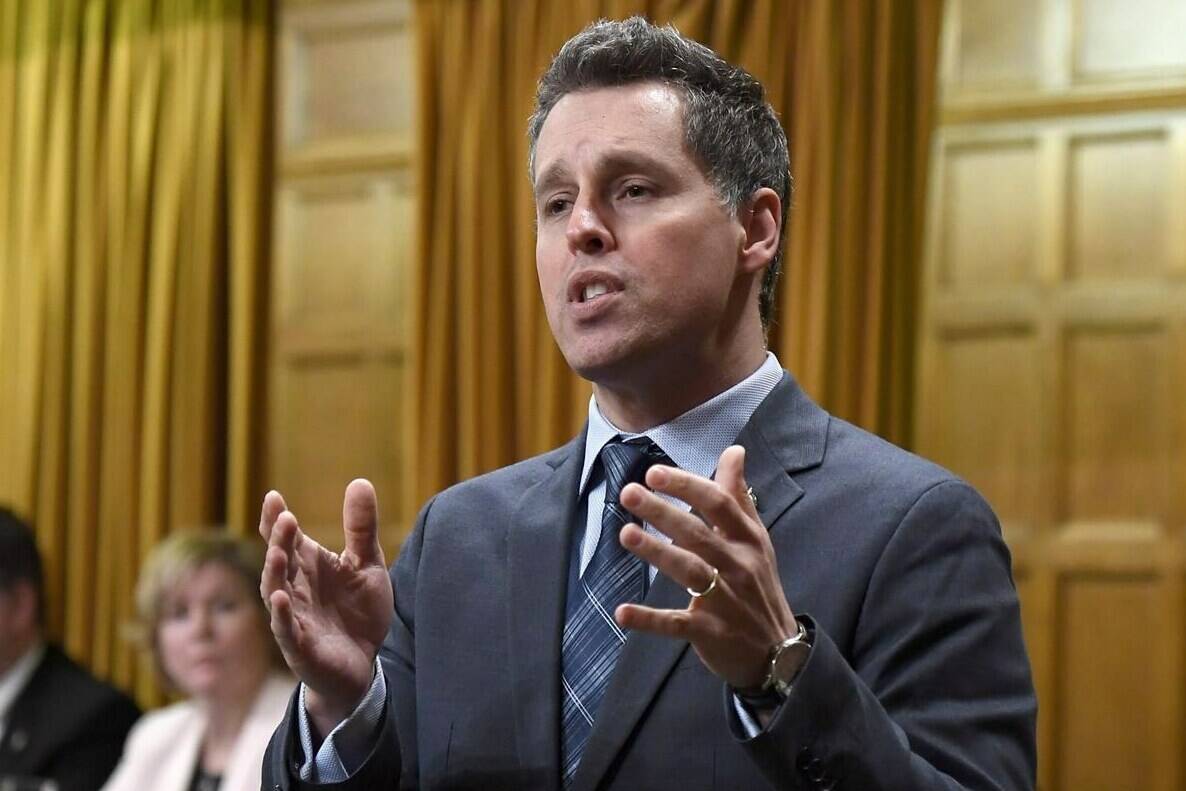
{"left": 615, "top": 445, "right": 800, "bottom": 690}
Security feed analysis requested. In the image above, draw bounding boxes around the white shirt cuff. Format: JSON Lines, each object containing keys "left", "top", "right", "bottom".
{"left": 296, "top": 657, "right": 387, "bottom": 782}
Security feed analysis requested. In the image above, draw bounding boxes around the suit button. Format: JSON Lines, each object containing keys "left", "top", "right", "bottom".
{"left": 796, "top": 747, "right": 814, "bottom": 772}
{"left": 9, "top": 729, "right": 28, "bottom": 752}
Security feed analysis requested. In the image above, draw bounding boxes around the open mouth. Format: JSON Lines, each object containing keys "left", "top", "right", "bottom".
{"left": 568, "top": 271, "right": 624, "bottom": 304}
{"left": 581, "top": 282, "right": 612, "bottom": 302}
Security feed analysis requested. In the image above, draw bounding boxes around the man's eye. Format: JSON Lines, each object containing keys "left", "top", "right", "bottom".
{"left": 622, "top": 184, "right": 649, "bottom": 199}
{"left": 545, "top": 198, "right": 571, "bottom": 216}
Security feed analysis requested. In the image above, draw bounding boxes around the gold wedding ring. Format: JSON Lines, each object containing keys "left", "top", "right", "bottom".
{"left": 687, "top": 566, "right": 719, "bottom": 598}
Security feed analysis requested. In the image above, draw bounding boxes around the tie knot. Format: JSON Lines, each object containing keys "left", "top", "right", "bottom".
{"left": 600, "top": 438, "right": 666, "bottom": 504}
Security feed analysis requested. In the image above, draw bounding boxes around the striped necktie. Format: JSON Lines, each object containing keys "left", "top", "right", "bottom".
{"left": 560, "top": 437, "right": 667, "bottom": 787}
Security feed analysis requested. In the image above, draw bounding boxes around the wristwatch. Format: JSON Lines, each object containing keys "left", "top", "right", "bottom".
{"left": 735, "top": 618, "right": 812, "bottom": 710}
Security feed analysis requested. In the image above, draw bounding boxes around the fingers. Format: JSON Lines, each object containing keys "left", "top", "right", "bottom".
{"left": 260, "top": 507, "right": 305, "bottom": 611}
{"left": 258, "top": 490, "right": 288, "bottom": 541}
{"left": 267, "top": 588, "right": 300, "bottom": 655}
{"left": 620, "top": 523, "right": 719, "bottom": 594}
{"left": 715, "top": 446, "right": 759, "bottom": 521}
{"left": 618, "top": 483, "right": 735, "bottom": 573}
{"left": 641, "top": 448, "right": 757, "bottom": 542}
{"left": 342, "top": 479, "right": 384, "bottom": 567}
{"left": 261, "top": 546, "right": 282, "bottom": 605}
{"left": 615, "top": 601, "right": 725, "bottom": 641}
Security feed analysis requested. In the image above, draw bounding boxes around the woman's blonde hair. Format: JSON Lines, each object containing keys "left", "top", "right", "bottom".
{"left": 134, "top": 530, "right": 286, "bottom": 685}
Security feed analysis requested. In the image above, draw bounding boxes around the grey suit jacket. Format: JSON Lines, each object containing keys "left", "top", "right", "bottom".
{"left": 265, "top": 373, "right": 1037, "bottom": 790}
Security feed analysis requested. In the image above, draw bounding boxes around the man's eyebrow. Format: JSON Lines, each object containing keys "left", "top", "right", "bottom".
{"left": 598, "top": 150, "right": 675, "bottom": 176}
{"left": 533, "top": 163, "right": 573, "bottom": 199}
{"left": 534, "top": 151, "right": 680, "bottom": 199}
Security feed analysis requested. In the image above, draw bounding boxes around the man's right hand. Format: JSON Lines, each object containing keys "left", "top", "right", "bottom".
{"left": 259, "top": 479, "right": 394, "bottom": 737}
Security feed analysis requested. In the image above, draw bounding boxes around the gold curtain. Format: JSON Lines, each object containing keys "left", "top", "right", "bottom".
{"left": 409, "top": 0, "right": 941, "bottom": 510}
{"left": 0, "top": 0, "right": 273, "bottom": 705}
{"left": 780, "top": 0, "right": 941, "bottom": 448}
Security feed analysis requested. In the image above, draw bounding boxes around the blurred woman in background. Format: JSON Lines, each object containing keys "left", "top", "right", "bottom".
{"left": 103, "top": 532, "right": 292, "bottom": 791}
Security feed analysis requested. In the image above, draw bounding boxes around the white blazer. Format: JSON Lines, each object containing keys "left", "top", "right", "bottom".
{"left": 102, "top": 674, "right": 293, "bottom": 791}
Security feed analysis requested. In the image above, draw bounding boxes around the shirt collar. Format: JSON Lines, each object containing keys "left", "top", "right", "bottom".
{"left": 579, "top": 352, "right": 784, "bottom": 494}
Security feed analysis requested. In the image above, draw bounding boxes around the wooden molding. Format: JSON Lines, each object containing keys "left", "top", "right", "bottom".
{"left": 943, "top": 85, "right": 1186, "bottom": 125}
{"left": 281, "top": 134, "right": 414, "bottom": 176}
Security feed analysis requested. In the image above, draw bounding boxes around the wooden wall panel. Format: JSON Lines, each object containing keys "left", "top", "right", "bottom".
{"left": 929, "top": 332, "right": 1042, "bottom": 527}
{"left": 278, "top": 357, "right": 403, "bottom": 549}
{"left": 950, "top": 0, "right": 1045, "bottom": 92}
{"left": 1073, "top": 0, "right": 1186, "bottom": 79}
{"left": 282, "top": 180, "right": 382, "bottom": 320}
{"left": 1057, "top": 575, "right": 1158, "bottom": 790}
{"left": 942, "top": 141, "right": 1040, "bottom": 287}
{"left": 278, "top": 174, "right": 406, "bottom": 328}
{"left": 1068, "top": 131, "right": 1170, "bottom": 279}
{"left": 1064, "top": 327, "right": 1171, "bottom": 524}
{"left": 924, "top": 3, "right": 1186, "bottom": 787}
{"left": 271, "top": 0, "right": 415, "bottom": 553}
{"left": 299, "top": 25, "right": 413, "bottom": 143}
{"left": 272, "top": 169, "right": 410, "bottom": 546}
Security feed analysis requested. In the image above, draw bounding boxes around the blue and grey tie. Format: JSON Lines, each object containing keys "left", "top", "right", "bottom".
{"left": 560, "top": 437, "right": 667, "bottom": 787}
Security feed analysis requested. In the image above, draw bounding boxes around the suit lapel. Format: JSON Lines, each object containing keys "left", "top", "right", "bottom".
{"left": 0, "top": 647, "right": 59, "bottom": 775}
{"left": 737, "top": 373, "right": 829, "bottom": 530}
{"left": 571, "top": 373, "right": 828, "bottom": 791}
{"left": 507, "top": 434, "right": 586, "bottom": 791}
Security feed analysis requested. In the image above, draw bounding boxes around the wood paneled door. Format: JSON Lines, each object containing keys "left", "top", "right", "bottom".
{"left": 917, "top": 2, "right": 1186, "bottom": 789}
{"left": 270, "top": 0, "right": 417, "bottom": 553}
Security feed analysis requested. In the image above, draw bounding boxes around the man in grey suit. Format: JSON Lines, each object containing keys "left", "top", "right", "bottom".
{"left": 260, "top": 17, "right": 1036, "bottom": 791}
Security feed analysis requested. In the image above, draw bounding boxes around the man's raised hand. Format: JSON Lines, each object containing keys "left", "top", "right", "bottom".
{"left": 614, "top": 446, "right": 799, "bottom": 690}
{"left": 259, "top": 479, "right": 394, "bottom": 736}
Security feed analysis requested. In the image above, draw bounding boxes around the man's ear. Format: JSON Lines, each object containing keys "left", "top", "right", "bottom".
{"left": 738, "top": 187, "right": 781, "bottom": 275}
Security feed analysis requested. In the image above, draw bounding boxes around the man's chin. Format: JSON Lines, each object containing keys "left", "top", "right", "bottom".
{"left": 566, "top": 357, "right": 619, "bottom": 386}
{"left": 561, "top": 341, "right": 626, "bottom": 380}
{"left": 562, "top": 347, "right": 656, "bottom": 391}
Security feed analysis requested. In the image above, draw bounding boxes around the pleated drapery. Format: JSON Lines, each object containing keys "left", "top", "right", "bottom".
{"left": 0, "top": 0, "right": 273, "bottom": 705}
{"left": 408, "top": 0, "right": 942, "bottom": 512}
{"left": 781, "top": 0, "right": 941, "bottom": 447}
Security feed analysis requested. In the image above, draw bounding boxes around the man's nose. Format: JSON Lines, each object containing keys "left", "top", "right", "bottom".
{"left": 565, "top": 197, "right": 612, "bottom": 255}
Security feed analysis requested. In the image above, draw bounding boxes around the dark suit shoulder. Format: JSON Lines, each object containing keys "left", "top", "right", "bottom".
{"left": 772, "top": 412, "right": 999, "bottom": 579}
{"left": 746, "top": 372, "right": 974, "bottom": 512}
{"left": 18, "top": 645, "right": 139, "bottom": 721}
{"left": 425, "top": 435, "right": 581, "bottom": 517}
{"left": 823, "top": 416, "right": 967, "bottom": 498}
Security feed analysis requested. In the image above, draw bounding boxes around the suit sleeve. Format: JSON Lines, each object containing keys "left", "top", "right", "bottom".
{"left": 731, "top": 480, "right": 1037, "bottom": 791}
{"left": 262, "top": 497, "right": 436, "bottom": 791}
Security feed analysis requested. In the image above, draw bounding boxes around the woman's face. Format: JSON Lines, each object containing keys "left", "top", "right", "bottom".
{"left": 156, "top": 561, "right": 270, "bottom": 701}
